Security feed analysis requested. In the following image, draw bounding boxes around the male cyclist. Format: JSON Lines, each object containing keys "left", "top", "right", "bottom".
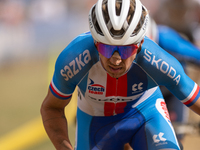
{"left": 41, "top": 0, "right": 200, "bottom": 150}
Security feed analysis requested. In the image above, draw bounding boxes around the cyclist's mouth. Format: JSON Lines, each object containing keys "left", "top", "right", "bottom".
{"left": 109, "top": 66, "right": 122, "bottom": 73}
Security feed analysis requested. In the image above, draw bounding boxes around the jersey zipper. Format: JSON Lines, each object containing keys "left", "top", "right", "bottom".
{"left": 113, "top": 78, "right": 118, "bottom": 115}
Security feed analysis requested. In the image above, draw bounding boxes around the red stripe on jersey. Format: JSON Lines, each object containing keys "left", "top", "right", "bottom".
{"left": 115, "top": 102, "right": 127, "bottom": 114}
{"left": 104, "top": 102, "right": 115, "bottom": 116}
{"left": 50, "top": 82, "right": 71, "bottom": 99}
{"left": 106, "top": 73, "right": 127, "bottom": 97}
{"left": 117, "top": 74, "right": 127, "bottom": 96}
{"left": 104, "top": 102, "right": 127, "bottom": 116}
{"left": 184, "top": 85, "right": 199, "bottom": 105}
{"left": 106, "top": 74, "right": 117, "bottom": 96}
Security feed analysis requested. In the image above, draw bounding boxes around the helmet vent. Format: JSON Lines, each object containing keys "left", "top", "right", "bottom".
{"left": 131, "top": 7, "right": 146, "bottom": 36}
{"left": 92, "top": 6, "right": 104, "bottom": 36}
{"left": 102, "top": 1, "right": 109, "bottom": 24}
{"left": 102, "top": 0, "right": 139, "bottom": 39}
{"left": 102, "top": 0, "right": 132, "bottom": 38}
{"left": 110, "top": 27, "right": 125, "bottom": 38}
{"left": 115, "top": 0, "right": 122, "bottom": 16}
{"left": 127, "top": 0, "right": 135, "bottom": 25}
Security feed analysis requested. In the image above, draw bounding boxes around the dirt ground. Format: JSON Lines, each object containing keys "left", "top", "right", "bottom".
{"left": 0, "top": 58, "right": 199, "bottom": 150}
{"left": 183, "top": 135, "right": 200, "bottom": 150}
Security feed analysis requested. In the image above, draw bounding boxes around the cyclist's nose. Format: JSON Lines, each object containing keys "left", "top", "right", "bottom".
{"left": 110, "top": 51, "right": 122, "bottom": 65}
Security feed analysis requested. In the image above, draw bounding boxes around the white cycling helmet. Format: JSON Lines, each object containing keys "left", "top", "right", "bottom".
{"left": 89, "top": 0, "right": 149, "bottom": 45}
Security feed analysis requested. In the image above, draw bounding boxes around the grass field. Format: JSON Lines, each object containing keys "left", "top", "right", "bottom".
{"left": 0, "top": 57, "right": 199, "bottom": 150}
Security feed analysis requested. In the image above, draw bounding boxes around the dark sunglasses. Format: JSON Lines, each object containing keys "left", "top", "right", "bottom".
{"left": 96, "top": 42, "right": 139, "bottom": 59}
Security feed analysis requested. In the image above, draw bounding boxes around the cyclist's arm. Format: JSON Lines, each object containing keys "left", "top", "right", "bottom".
{"left": 158, "top": 25, "right": 200, "bottom": 64}
{"left": 189, "top": 97, "right": 200, "bottom": 115}
{"left": 137, "top": 37, "right": 200, "bottom": 115}
{"left": 41, "top": 89, "right": 73, "bottom": 150}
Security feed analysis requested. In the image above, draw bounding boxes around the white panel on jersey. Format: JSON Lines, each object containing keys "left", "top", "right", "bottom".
{"left": 78, "top": 61, "right": 108, "bottom": 116}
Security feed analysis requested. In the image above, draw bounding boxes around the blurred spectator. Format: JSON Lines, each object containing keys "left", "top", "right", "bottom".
{"left": 141, "top": 0, "right": 164, "bottom": 17}
{"left": 0, "top": 0, "right": 110, "bottom": 68}
{"left": 27, "top": 0, "right": 70, "bottom": 51}
{"left": 67, "top": 0, "right": 97, "bottom": 13}
{"left": 153, "top": 0, "right": 200, "bottom": 43}
{"left": 0, "top": 0, "right": 34, "bottom": 65}
{"left": 192, "top": 0, "right": 200, "bottom": 47}
{"left": 0, "top": 0, "right": 25, "bottom": 26}
{"left": 28, "top": 0, "right": 68, "bottom": 23}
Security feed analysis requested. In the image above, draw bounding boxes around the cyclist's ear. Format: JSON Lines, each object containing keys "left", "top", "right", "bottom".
{"left": 137, "top": 39, "right": 144, "bottom": 54}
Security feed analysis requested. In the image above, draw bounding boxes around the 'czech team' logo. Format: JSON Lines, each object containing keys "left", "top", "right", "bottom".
{"left": 88, "top": 78, "right": 105, "bottom": 95}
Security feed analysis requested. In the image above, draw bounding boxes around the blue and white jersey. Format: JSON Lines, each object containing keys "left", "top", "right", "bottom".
{"left": 50, "top": 32, "right": 200, "bottom": 116}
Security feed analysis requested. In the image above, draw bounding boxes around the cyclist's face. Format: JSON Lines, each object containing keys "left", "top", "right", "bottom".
{"left": 97, "top": 40, "right": 144, "bottom": 78}
{"left": 99, "top": 51, "right": 137, "bottom": 78}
